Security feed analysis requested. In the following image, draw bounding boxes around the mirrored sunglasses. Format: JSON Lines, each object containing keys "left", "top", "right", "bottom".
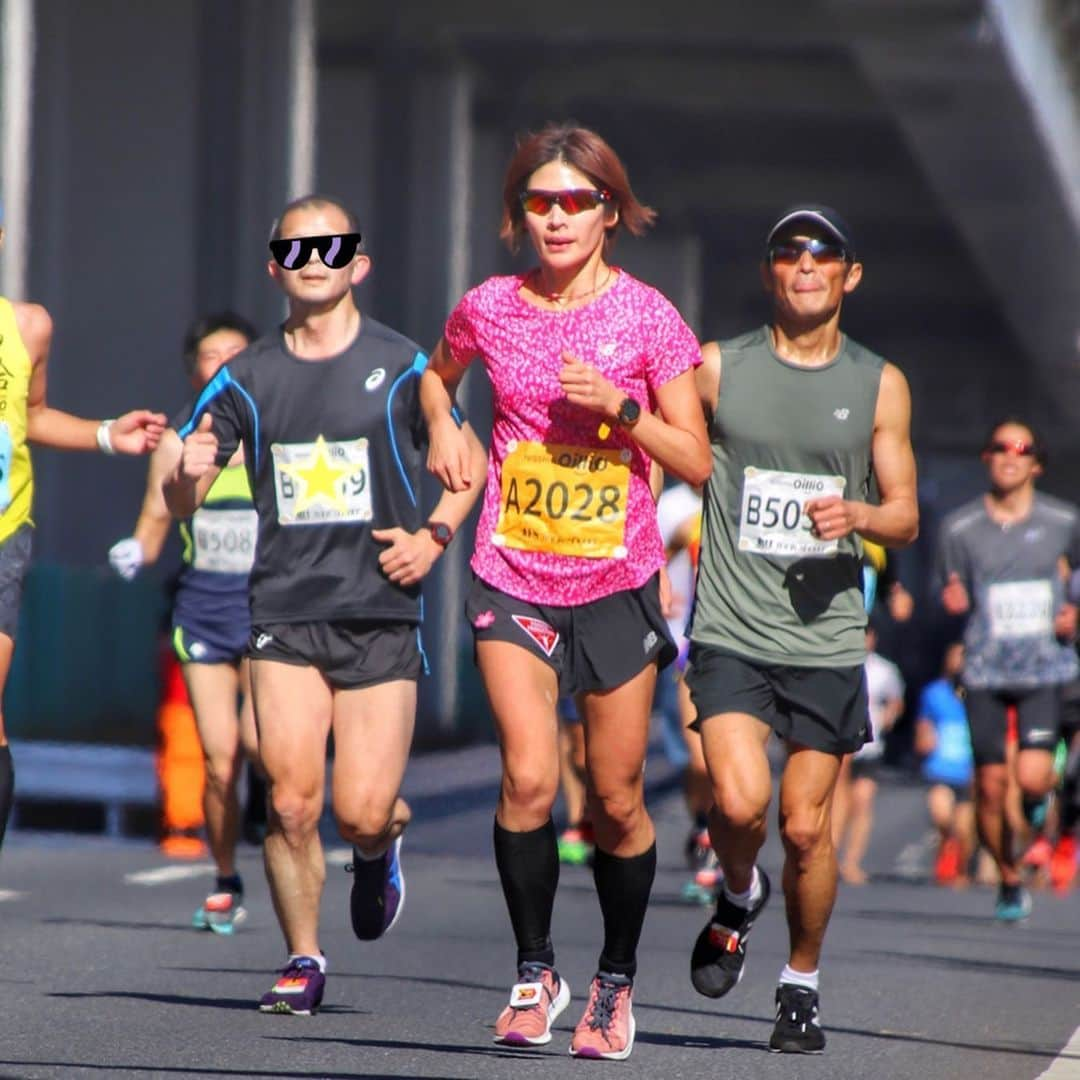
{"left": 987, "top": 440, "right": 1036, "bottom": 457}
{"left": 768, "top": 237, "right": 848, "bottom": 265}
{"left": 268, "top": 233, "right": 362, "bottom": 270}
{"left": 519, "top": 189, "right": 611, "bottom": 216}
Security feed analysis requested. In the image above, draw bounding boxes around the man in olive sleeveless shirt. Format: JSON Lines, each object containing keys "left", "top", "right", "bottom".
{"left": 685, "top": 207, "right": 918, "bottom": 1054}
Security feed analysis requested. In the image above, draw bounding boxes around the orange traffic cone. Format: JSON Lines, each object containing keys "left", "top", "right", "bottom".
{"left": 156, "top": 649, "right": 206, "bottom": 858}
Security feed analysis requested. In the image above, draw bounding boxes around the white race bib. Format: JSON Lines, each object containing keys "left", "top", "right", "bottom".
{"left": 271, "top": 436, "right": 373, "bottom": 526}
{"left": 988, "top": 580, "right": 1053, "bottom": 639}
{"left": 737, "top": 467, "right": 845, "bottom": 558}
{"left": 191, "top": 508, "right": 257, "bottom": 574}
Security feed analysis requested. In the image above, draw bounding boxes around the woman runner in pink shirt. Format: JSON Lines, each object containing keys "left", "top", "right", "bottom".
{"left": 420, "top": 123, "right": 710, "bottom": 1060}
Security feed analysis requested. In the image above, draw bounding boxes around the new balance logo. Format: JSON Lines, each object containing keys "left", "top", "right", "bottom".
{"left": 833, "top": 408, "right": 849, "bottom": 421}
{"left": 255, "top": 633, "right": 273, "bottom": 650}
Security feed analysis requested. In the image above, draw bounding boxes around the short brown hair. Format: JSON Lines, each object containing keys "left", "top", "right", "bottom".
{"left": 499, "top": 123, "right": 656, "bottom": 254}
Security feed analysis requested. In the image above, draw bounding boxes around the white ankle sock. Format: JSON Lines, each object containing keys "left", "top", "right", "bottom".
{"left": 779, "top": 964, "right": 818, "bottom": 991}
{"left": 723, "top": 866, "right": 761, "bottom": 909}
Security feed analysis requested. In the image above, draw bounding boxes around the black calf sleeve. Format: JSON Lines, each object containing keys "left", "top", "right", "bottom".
{"left": 593, "top": 843, "right": 657, "bottom": 980}
{"left": 0, "top": 745, "right": 13, "bottom": 850}
{"left": 493, "top": 818, "right": 559, "bottom": 968}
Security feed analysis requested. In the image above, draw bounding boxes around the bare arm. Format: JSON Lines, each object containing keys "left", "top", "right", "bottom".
{"left": 805, "top": 362, "right": 918, "bottom": 548}
{"left": 695, "top": 341, "right": 722, "bottom": 420}
{"left": 559, "top": 356, "right": 711, "bottom": 487}
{"left": 913, "top": 717, "right": 937, "bottom": 758}
{"left": 373, "top": 421, "right": 488, "bottom": 586}
{"left": 420, "top": 339, "right": 475, "bottom": 492}
{"left": 131, "top": 431, "right": 183, "bottom": 563}
{"left": 16, "top": 302, "right": 166, "bottom": 454}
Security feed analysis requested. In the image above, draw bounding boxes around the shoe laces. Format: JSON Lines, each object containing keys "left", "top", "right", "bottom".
{"left": 584, "top": 976, "right": 627, "bottom": 1034}
{"left": 280, "top": 957, "right": 320, "bottom": 979}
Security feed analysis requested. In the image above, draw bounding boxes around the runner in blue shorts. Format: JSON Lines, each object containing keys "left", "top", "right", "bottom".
{"left": 109, "top": 312, "right": 260, "bottom": 932}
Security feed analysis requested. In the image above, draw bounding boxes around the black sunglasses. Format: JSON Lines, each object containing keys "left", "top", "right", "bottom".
{"left": 768, "top": 238, "right": 849, "bottom": 265}
{"left": 268, "top": 233, "right": 362, "bottom": 270}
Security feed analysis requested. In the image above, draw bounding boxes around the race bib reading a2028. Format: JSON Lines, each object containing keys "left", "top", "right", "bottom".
{"left": 271, "top": 436, "right": 372, "bottom": 526}
{"left": 737, "top": 467, "right": 846, "bottom": 558}
{"left": 494, "top": 440, "right": 631, "bottom": 559}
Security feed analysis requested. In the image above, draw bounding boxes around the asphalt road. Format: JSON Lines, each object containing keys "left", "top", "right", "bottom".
{"left": 1, "top": 742, "right": 1078, "bottom": 1080}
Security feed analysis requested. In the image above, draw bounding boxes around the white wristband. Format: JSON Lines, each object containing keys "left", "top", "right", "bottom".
{"left": 96, "top": 419, "right": 116, "bottom": 455}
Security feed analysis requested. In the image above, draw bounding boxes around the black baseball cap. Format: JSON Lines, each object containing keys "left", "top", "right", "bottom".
{"left": 766, "top": 205, "right": 854, "bottom": 254}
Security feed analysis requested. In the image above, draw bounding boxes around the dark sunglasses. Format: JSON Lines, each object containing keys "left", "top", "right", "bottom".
{"left": 519, "top": 189, "right": 611, "bottom": 216}
{"left": 768, "top": 238, "right": 849, "bottom": 265}
{"left": 268, "top": 233, "right": 362, "bottom": 270}
{"left": 987, "top": 440, "right": 1037, "bottom": 457}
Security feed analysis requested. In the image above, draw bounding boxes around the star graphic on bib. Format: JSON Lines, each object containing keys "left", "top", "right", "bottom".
{"left": 278, "top": 435, "right": 353, "bottom": 513}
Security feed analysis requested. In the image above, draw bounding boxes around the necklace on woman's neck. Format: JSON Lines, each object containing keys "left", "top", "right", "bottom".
{"left": 533, "top": 266, "right": 612, "bottom": 306}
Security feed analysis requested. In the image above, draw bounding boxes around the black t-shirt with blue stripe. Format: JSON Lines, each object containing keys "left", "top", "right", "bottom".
{"left": 177, "top": 317, "right": 429, "bottom": 625}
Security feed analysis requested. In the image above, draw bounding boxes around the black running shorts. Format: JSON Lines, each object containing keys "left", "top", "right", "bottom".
{"left": 963, "top": 684, "right": 1061, "bottom": 765}
{"left": 686, "top": 641, "right": 870, "bottom": 755}
{"left": 247, "top": 620, "right": 422, "bottom": 689}
{"left": 465, "top": 572, "right": 676, "bottom": 695}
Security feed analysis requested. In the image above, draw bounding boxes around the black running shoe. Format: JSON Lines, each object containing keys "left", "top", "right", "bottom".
{"left": 690, "top": 867, "right": 771, "bottom": 998}
{"left": 346, "top": 836, "right": 405, "bottom": 940}
{"left": 768, "top": 984, "right": 825, "bottom": 1054}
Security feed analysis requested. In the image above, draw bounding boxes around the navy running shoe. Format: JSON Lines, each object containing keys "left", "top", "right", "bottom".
{"left": 258, "top": 957, "right": 325, "bottom": 1015}
{"left": 347, "top": 835, "right": 405, "bottom": 940}
{"left": 690, "top": 867, "right": 771, "bottom": 998}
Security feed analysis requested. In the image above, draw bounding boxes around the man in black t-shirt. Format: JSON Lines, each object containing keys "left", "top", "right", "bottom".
{"left": 165, "top": 194, "right": 486, "bottom": 1015}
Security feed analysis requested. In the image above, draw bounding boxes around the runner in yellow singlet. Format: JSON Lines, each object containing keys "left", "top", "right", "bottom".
{"left": 0, "top": 209, "right": 166, "bottom": 850}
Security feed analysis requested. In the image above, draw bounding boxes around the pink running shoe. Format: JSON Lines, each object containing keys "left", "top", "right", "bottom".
{"left": 493, "top": 963, "right": 570, "bottom": 1046}
{"left": 569, "top": 973, "right": 635, "bottom": 1060}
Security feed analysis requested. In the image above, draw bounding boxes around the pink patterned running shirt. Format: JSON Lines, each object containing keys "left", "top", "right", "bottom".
{"left": 444, "top": 270, "right": 700, "bottom": 606}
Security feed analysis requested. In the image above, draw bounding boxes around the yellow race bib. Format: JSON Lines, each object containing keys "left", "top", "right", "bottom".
{"left": 494, "top": 440, "right": 631, "bottom": 559}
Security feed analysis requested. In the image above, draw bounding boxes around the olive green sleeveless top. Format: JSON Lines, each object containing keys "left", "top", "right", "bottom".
{"left": 690, "top": 326, "right": 884, "bottom": 667}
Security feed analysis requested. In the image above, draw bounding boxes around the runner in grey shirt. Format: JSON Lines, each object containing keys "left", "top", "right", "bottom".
{"left": 935, "top": 418, "right": 1080, "bottom": 921}
{"left": 686, "top": 206, "right": 918, "bottom": 1055}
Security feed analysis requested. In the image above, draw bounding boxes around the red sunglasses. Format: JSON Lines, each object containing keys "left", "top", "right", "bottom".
{"left": 987, "top": 440, "right": 1036, "bottom": 457}
{"left": 519, "top": 189, "right": 611, "bottom": 215}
